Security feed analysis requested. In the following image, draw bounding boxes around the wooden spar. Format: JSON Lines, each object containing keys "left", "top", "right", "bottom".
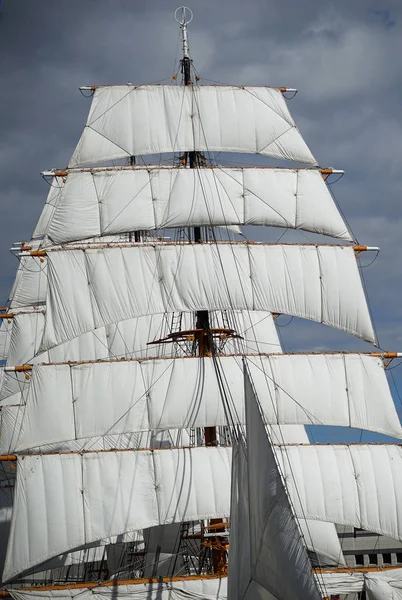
{"left": 4, "top": 351, "right": 401, "bottom": 370}
{"left": 0, "top": 565, "right": 400, "bottom": 596}
{"left": 2, "top": 441, "right": 402, "bottom": 461}
{"left": 0, "top": 574, "right": 226, "bottom": 595}
{"left": 43, "top": 165, "right": 344, "bottom": 175}
{"left": 77, "top": 83, "right": 297, "bottom": 91}
{"left": 21, "top": 244, "right": 379, "bottom": 257}
{"left": 316, "top": 565, "right": 402, "bottom": 573}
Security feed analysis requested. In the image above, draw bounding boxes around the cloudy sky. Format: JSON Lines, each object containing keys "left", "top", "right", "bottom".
{"left": 0, "top": 0, "right": 401, "bottom": 439}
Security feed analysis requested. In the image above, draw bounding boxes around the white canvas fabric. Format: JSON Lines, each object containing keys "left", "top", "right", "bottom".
{"left": 9, "top": 353, "right": 399, "bottom": 452}
{"left": 8, "top": 255, "right": 47, "bottom": 309}
{"left": 0, "top": 309, "right": 280, "bottom": 406}
{"left": 42, "top": 167, "right": 350, "bottom": 245}
{"left": 228, "top": 369, "right": 321, "bottom": 600}
{"left": 0, "top": 489, "right": 13, "bottom": 579}
{"left": 298, "top": 519, "right": 345, "bottom": 566}
{"left": 365, "top": 569, "right": 402, "bottom": 600}
{"left": 0, "top": 310, "right": 46, "bottom": 403}
{"left": 32, "top": 180, "right": 64, "bottom": 240}
{"left": 318, "top": 572, "right": 365, "bottom": 595}
{"left": 0, "top": 319, "right": 12, "bottom": 362}
{"left": 10, "top": 578, "right": 228, "bottom": 600}
{"left": 41, "top": 244, "right": 376, "bottom": 350}
{"left": 11, "top": 572, "right": 402, "bottom": 600}
{"left": 4, "top": 309, "right": 279, "bottom": 367}
{"left": 317, "top": 570, "right": 402, "bottom": 600}
{"left": 272, "top": 424, "right": 345, "bottom": 567}
{"left": 6, "top": 444, "right": 400, "bottom": 581}
{"left": 277, "top": 444, "right": 402, "bottom": 541}
{"left": 3, "top": 447, "right": 232, "bottom": 581}
{"left": 69, "top": 85, "right": 317, "bottom": 167}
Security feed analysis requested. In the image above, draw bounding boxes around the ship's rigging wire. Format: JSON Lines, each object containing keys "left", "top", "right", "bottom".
{"left": 358, "top": 250, "right": 380, "bottom": 268}
{"left": 275, "top": 315, "right": 294, "bottom": 327}
{"left": 386, "top": 360, "right": 402, "bottom": 371}
{"left": 185, "top": 83, "right": 332, "bottom": 587}
{"left": 1, "top": 59, "right": 385, "bottom": 586}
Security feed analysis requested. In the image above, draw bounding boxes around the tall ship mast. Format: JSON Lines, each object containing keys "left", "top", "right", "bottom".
{"left": 0, "top": 6, "right": 402, "bottom": 600}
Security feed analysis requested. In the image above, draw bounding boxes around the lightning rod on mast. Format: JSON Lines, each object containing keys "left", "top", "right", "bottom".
{"left": 175, "top": 6, "right": 193, "bottom": 85}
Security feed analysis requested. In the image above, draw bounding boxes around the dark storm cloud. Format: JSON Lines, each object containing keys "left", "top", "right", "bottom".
{"left": 0, "top": 0, "right": 401, "bottom": 363}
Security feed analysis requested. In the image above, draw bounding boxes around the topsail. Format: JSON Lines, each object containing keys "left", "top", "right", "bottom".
{"left": 69, "top": 85, "right": 318, "bottom": 168}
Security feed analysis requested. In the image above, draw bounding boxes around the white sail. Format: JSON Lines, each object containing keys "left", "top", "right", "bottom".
{"left": 10, "top": 578, "right": 228, "bottom": 600}
{"left": 228, "top": 368, "right": 321, "bottom": 600}
{"left": 69, "top": 85, "right": 317, "bottom": 167}
{"left": 6, "top": 444, "right": 402, "bottom": 581}
{"left": 301, "top": 570, "right": 402, "bottom": 597}
{"left": 272, "top": 424, "right": 346, "bottom": 567}
{"left": 6, "top": 353, "right": 400, "bottom": 452}
{"left": 298, "top": 519, "right": 345, "bottom": 565}
{"left": 278, "top": 444, "right": 402, "bottom": 542}
{"left": 32, "top": 181, "right": 64, "bottom": 241}
{"left": 41, "top": 243, "right": 376, "bottom": 350}
{"left": 1, "top": 309, "right": 280, "bottom": 367}
{"left": 0, "top": 319, "right": 12, "bottom": 362}
{"left": 3, "top": 447, "right": 232, "bottom": 581}
{"left": 365, "top": 570, "right": 402, "bottom": 600}
{"left": 0, "top": 490, "right": 13, "bottom": 578}
{"left": 41, "top": 167, "right": 351, "bottom": 245}
{"left": 8, "top": 255, "right": 47, "bottom": 309}
{"left": 0, "top": 309, "right": 281, "bottom": 406}
{"left": 318, "top": 572, "right": 365, "bottom": 595}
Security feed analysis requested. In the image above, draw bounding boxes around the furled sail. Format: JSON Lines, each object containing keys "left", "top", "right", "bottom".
{"left": 299, "top": 570, "right": 402, "bottom": 597}
{"left": 41, "top": 243, "right": 376, "bottom": 350}
{"left": 69, "top": 85, "right": 317, "bottom": 168}
{"left": 365, "top": 569, "right": 402, "bottom": 600}
{"left": 228, "top": 367, "right": 321, "bottom": 600}
{"left": 9, "top": 579, "right": 228, "bottom": 600}
{"left": 41, "top": 167, "right": 351, "bottom": 245}
{"left": 5, "top": 353, "right": 400, "bottom": 452}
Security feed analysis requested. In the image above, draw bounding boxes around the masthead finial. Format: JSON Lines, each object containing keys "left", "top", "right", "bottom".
{"left": 175, "top": 6, "right": 193, "bottom": 61}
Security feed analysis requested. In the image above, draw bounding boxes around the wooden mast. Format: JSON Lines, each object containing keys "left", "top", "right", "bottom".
{"left": 178, "top": 6, "right": 226, "bottom": 575}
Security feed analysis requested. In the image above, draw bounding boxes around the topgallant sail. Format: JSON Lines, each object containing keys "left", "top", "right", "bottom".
{"left": 0, "top": 6, "right": 402, "bottom": 600}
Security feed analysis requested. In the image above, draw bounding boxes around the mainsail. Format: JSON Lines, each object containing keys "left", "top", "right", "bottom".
{"left": 0, "top": 6, "right": 401, "bottom": 600}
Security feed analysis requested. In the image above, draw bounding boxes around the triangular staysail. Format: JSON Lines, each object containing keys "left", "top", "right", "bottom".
{"left": 228, "top": 366, "right": 321, "bottom": 600}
